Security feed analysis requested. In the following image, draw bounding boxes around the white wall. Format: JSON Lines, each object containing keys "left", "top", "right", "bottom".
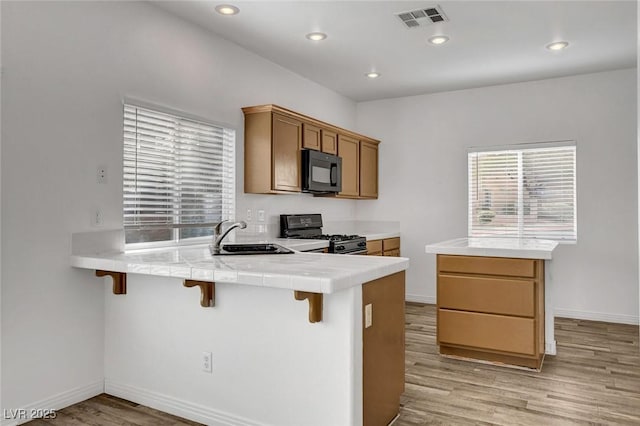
{"left": 0, "top": 0, "right": 3, "bottom": 411}
{"left": 356, "top": 69, "right": 639, "bottom": 324}
{"left": 104, "top": 275, "right": 363, "bottom": 426}
{"left": 1, "top": 0, "right": 359, "bottom": 416}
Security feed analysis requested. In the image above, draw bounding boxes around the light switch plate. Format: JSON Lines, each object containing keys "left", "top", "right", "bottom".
{"left": 365, "top": 304, "right": 373, "bottom": 328}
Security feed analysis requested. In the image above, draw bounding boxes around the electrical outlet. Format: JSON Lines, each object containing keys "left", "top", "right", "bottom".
{"left": 257, "top": 210, "right": 265, "bottom": 222}
{"left": 93, "top": 209, "right": 104, "bottom": 227}
{"left": 97, "top": 165, "right": 107, "bottom": 184}
{"left": 202, "top": 351, "right": 212, "bottom": 373}
{"left": 246, "top": 209, "right": 252, "bottom": 222}
{"left": 365, "top": 304, "right": 373, "bottom": 328}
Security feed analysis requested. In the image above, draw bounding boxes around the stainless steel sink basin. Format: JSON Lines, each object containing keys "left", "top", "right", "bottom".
{"left": 212, "top": 243, "right": 294, "bottom": 255}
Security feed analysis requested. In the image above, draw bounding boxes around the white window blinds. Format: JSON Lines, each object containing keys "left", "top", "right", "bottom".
{"left": 123, "top": 104, "right": 235, "bottom": 244}
{"left": 468, "top": 141, "right": 576, "bottom": 241}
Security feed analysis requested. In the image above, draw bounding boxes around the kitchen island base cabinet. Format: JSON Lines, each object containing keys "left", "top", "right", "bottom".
{"left": 437, "top": 254, "right": 545, "bottom": 370}
{"left": 363, "top": 271, "right": 405, "bottom": 426}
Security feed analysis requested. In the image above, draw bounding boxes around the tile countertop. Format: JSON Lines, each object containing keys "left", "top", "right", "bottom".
{"left": 425, "top": 237, "right": 559, "bottom": 260}
{"left": 71, "top": 244, "right": 409, "bottom": 294}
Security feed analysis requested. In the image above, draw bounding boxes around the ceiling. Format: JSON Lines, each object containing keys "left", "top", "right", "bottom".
{"left": 153, "top": 1, "right": 638, "bottom": 102}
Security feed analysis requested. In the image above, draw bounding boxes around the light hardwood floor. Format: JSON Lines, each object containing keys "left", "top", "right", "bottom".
{"left": 399, "top": 303, "right": 640, "bottom": 425}
{"left": 29, "top": 303, "right": 639, "bottom": 425}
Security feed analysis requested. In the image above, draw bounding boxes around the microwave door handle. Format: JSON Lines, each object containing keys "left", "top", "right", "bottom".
{"left": 330, "top": 163, "right": 338, "bottom": 185}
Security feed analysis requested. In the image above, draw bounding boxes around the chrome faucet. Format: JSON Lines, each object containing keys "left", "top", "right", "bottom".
{"left": 211, "top": 220, "right": 247, "bottom": 254}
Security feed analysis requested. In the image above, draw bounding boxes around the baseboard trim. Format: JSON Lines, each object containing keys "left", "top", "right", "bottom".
{"left": 105, "top": 379, "right": 268, "bottom": 426}
{"left": 555, "top": 308, "right": 639, "bottom": 325}
{"left": 545, "top": 340, "right": 557, "bottom": 356}
{"left": 406, "top": 294, "right": 436, "bottom": 304}
{"left": 2, "top": 380, "right": 103, "bottom": 426}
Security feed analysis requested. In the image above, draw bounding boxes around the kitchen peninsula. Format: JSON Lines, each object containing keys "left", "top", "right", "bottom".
{"left": 425, "top": 237, "right": 558, "bottom": 370}
{"left": 71, "top": 231, "right": 408, "bottom": 426}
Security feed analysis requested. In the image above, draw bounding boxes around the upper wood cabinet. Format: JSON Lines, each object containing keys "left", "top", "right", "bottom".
{"left": 242, "top": 104, "right": 379, "bottom": 198}
{"left": 321, "top": 129, "right": 337, "bottom": 155}
{"left": 272, "top": 114, "right": 302, "bottom": 192}
{"left": 302, "top": 123, "right": 321, "bottom": 151}
{"left": 337, "top": 135, "right": 379, "bottom": 199}
{"left": 243, "top": 107, "right": 301, "bottom": 194}
{"left": 360, "top": 141, "right": 379, "bottom": 199}
{"left": 338, "top": 134, "right": 360, "bottom": 198}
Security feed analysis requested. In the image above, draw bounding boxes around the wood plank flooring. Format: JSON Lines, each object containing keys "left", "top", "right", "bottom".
{"left": 27, "top": 394, "right": 200, "bottom": 426}
{"left": 398, "top": 303, "right": 640, "bottom": 426}
{"left": 28, "top": 303, "right": 639, "bottom": 425}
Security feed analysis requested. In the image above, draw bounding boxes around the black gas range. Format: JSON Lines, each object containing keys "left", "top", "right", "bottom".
{"left": 280, "top": 214, "right": 367, "bottom": 255}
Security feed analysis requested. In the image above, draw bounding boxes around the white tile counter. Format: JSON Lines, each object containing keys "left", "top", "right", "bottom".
{"left": 425, "top": 237, "right": 558, "bottom": 259}
{"left": 71, "top": 244, "right": 409, "bottom": 294}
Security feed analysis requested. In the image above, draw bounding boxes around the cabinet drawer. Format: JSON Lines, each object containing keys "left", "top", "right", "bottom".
{"left": 367, "top": 240, "right": 382, "bottom": 255}
{"left": 438, "top": 274, "right": 535, "bottom": 317}
{"left": 382, "top": 237, "right": 400, "bottom": 252}
{"left": 438, "top": 255, "right": 535, "bottom": 278}
{"left": 438, "top": 309, "right": 535, "bottom": 355}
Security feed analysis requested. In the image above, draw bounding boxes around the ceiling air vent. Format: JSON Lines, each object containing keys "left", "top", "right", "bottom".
{"left": 396, "top": 5, "right": 449, "bottom": 29}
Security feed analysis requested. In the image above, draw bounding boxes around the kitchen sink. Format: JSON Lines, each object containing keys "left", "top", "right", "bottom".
{"left": 212, "top": 243, "right": 294, "bottom": 255}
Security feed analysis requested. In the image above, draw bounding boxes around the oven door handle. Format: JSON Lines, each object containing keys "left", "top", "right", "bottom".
{"left": 345, "top": 249, "right": 368, "bottom": 255}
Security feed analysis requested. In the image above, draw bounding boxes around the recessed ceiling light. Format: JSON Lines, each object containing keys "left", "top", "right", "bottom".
{"left": 428, "top": 35, "right": 450, "bottom": 45}
{"left": 306, "top": 32, "right": 327, "bottom": 41}
{"left": 366, "top": 72, "right": 381, "bottom": 79}
{"left": 215, "top": 4, "right": 239, "bottom": 15}
{"left": 546, "top": 41, "right": 569, "bottom": 51}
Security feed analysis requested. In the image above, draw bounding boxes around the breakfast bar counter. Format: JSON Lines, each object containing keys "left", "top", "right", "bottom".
{"left": 71, "top": 233, "right": 408, "bottom": 426}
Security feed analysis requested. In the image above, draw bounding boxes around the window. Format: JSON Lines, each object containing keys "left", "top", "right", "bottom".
{"left": 123, "top": 104, "right": 235, "bottom": 245}
{"left": 468, "top": 141, "right": 576, "bottom": 241}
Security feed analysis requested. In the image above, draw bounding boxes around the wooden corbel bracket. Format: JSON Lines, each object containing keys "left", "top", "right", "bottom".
{"left": 184, "top": 280, "right": 216, "bottom": 307}
{"left": 294, "top": 291, "right": 323, "bottom": 323}
{"left": 95, "top": 270, "right": 127, "bottom": 295}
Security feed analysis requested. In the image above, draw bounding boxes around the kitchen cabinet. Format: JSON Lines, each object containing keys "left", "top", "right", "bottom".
{"left": 321, "top": 129, "right": 337, "bottom": 154}
{"left": 366, "top": 240, "right": 383, "bottom": 256}
{"left": 242, "top": 105, "right": 380, "bottom": 197}
{"left": 363, "top": 271, "right": 405, "bottom": 426}
{"left": 338, "top": 134, "right": 360, "bottom": 197}
{"left": 360, "top": 140, "right": 379, "bottom": 199}
{"left": 367, "top": 237, "right": 400, "bottom": 257}
{"left": 302, "top": 122, "right": 321, "bottom": 151}
{"left": 337, "top": 135, "right": 379, "bottom": 199}
{"left": 243, "top": 107, "right": 302, "bottom": 194}
{"left": 436, "top": 254, "right": 545, "bottom": 369}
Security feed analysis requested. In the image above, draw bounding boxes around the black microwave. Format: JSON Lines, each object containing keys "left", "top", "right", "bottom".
{"left": 301, "top": 149, "right": 342, "bottom": 193}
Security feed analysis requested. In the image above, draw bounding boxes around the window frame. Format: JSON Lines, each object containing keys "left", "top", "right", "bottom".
{"left": 467, "top": 140, "right": 577, "bottom": 243}
{"left": 122, "top": 99, "right": 236, "bottom": 250}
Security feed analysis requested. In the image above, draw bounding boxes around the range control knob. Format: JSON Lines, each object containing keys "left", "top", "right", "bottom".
{"left": 336, "top": 245, "right": 345, "bottom": 251}
{"left": 358, "top": 241, "right": 367, "bottom": 247}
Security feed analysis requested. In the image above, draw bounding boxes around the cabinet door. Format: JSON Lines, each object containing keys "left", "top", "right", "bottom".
{"left": 363, "top": 272, "right": 405, "bottom": 426}
{"left": 338, "top": 134, "right": 359, "bottom": 197}
{"left": 302, "top": 123, "right": 321, "bottom": 150}
{"left": 360, "top": 141, "right": 378, "bottom": 198}
{"left": 272, "top": 113, "right": 301, "bottom": 192}
{"left": 321, "top": 129, "right": 337, "bottom": 154}
{"left": 383, "top": 249, "right": 400, "bottom": 257}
